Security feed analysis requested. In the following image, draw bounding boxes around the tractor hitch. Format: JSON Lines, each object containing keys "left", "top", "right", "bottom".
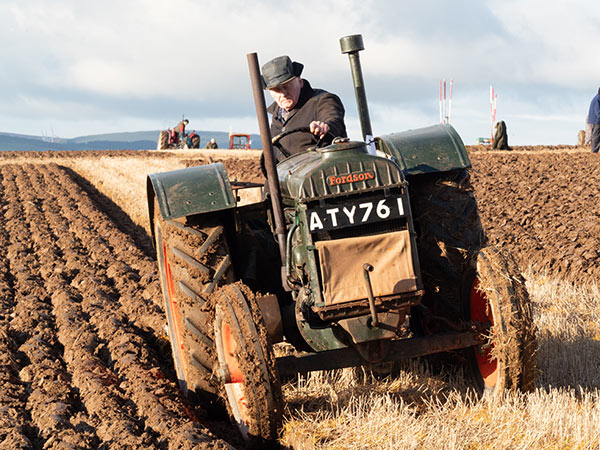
{"left": 276, "top": 330, "right": 479, "bottom": 377}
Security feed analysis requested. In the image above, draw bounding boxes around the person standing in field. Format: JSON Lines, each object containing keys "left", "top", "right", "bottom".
{"left": 492, "top": 120, "right": 510, "bottom": 150}
{"left": 588, "top": 88, "right": 600, "bottom": 153}
{"left": 205, "top": 138, "right": 218, "bottom": 149}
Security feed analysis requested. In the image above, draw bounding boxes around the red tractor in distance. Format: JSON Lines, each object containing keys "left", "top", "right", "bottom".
{"left": 156, "top": 124, "right": 201, "bottom": 150}
{"left": 228, "top": 133, "right": 251, "bottom": 149}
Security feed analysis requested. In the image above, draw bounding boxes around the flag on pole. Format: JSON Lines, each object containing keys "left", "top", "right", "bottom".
{"left": 439, "top": 79, "right": 454, "bottom": 124}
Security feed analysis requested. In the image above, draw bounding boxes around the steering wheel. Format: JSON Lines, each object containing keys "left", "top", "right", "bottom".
{"left": 271, "top": 126, "right": 334, "bottom": 158}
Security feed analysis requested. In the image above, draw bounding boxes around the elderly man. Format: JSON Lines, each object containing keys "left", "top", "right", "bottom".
{"left": 261, "top": 55, "right": 346, "bottom": 162}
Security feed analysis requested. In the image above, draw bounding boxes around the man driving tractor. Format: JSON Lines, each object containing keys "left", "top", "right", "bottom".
{"left": 262, "top": 55, "right": 347, "bottom": 162}
{"left": 173, "top": 118, "right": 189, "bottom": 142}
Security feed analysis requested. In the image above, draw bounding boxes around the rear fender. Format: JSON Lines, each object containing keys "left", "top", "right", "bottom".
{"left": 147, "top": 162, "right": 236, "bottom": 246}
{"left": 377, "top": 124, "right": 471, "bottom": 176}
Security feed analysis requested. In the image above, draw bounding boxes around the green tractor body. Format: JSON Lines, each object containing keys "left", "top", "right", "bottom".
{"left": 147, "top": 35, "right": 537, "bottom": 444}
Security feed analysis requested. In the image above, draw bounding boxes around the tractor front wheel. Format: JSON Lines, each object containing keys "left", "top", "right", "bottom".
{"left": 465, "top": 246, "right": 537, "bottom": 396}
{"left": 214, "top": 283, "right": 283, "bottom": 445}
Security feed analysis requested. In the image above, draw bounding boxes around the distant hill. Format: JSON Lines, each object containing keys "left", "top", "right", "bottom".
{"left": 0, "top": 130, "right": 262, "bottom": 151}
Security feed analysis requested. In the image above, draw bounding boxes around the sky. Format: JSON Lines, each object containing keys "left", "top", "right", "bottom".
{"left": 1, "top": 0, "right": 599, "bottom": 145}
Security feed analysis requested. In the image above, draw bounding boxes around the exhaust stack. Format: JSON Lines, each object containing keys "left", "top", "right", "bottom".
{"left": 340, "top": 34, "right": 373, "bottom": 141}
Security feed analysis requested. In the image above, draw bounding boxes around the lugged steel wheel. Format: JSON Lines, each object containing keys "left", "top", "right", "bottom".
{"left": 465, "top": 246, "right": 537, "bottom": 396}
{"left": 190, "top": 135, "right": 200, "bottom": 149}
{"left": 408, "top": 169, "right": 486, "bottom": 326}
{"left": 407, "top": 169, "right": 537, "bottom": 396}
{"left": 156, "top": 130, "right": 169, "bottom": 150}
{"left": 154, "top": 208, "right": 233, "bottom": 399}
{"left": 214, "top": 283, "right": 283, "bottom": 445}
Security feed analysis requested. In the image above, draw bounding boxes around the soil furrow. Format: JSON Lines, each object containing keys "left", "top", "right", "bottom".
{"left": 38, "top": 164, "right": 165, "bottom": 334}
{"left": 8, "top": 165, "right": 99, "bottom": 449}
{"left": 12, "top": 164, "right": 157, "bottom": 449}
{"left": 0, "top": 167, "right": 33, "bottom": 449}
{"left": 471, "top": 152, "right": 600, "bottom": 281}
{"left": 31, "top": 164, "right": 172, "bottom": 377}
{"left": 24, "top": 164, "right": 231, "bottom": 449}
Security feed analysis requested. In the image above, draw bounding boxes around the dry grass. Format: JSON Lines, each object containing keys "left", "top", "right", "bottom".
{"left": 280, "top": 273, "right": 600, "bottom": 449}
{"left": 4, "top": 151, "right": 599, "bottom": 449}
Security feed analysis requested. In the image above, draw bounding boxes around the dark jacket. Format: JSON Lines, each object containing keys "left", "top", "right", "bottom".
{"left": 267, "top": 79, "right": 346, "bottom": 162}
{"left": 492, "top": 120, "right": 510, "bottom": 150}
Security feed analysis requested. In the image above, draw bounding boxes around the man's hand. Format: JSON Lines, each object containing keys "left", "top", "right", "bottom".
{"left": 309, "top": 121, "right": 330, "bottom": 139}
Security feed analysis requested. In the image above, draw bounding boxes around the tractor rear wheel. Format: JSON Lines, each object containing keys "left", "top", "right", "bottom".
{"left": 190, "top": 135, "right": 200, "bottom": 149}
{"left": 214, "top": 283, "right": 283, "bottom": 445}
{"left": 157, "top": 130, "right": 169, "bottom": 150}
{"left": 408, "top": 169, "right": 486, "bottom": 326}
{"left": 465, "top": 246, "right": 537, "bottom": 396}
{"left": 154, "top": 211, "right": 234, "bottom": 401}
{"left": 408, "top": 169, "right": 537, "bottom": 394}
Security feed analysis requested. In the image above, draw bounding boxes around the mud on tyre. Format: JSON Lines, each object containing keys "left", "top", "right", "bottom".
{"left": 157, "top": 130, "right": 169, "bottom": 150}
{"left": 214, "top": 283, "right": 283, "bottom": 445}
{"left": 409, "top": 169, "right": 486, "bottom": 324}
{"left": 190, "top": 134, "right": 201, "bottom": 149}
{"left": 154, "top": 212, "right": 234, "bottom": 401}
{"left": 408, "top": 169, "right": 537, "bottom": 394}
{"left": 465, "top": 247, "right": 537, "bottom": 395}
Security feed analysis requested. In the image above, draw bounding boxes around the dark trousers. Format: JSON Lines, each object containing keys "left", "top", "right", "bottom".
{"left": 592, "top": 124, "right": 600, "bottom": 153}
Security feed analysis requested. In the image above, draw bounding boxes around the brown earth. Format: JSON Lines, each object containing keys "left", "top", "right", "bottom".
{"left": 0, "top": 163, "right": 233, "bottom": 449}
{"left": 469, "top": 148, "right": 600, "bottom": 282}
{"left": 0, "top": 145, "right": 597, "bottom": 448}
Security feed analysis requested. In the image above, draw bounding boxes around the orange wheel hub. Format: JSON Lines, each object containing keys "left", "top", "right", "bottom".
{"left": 221, "top": 322, "right": 248, "bottom": 421}
{"left": 470, "top": 278, "right": 498, "bottom": 388}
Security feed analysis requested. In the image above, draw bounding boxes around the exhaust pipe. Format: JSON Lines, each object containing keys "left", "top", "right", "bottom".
{"left": 340, "top": 34, "right": 373, "bottom": 141}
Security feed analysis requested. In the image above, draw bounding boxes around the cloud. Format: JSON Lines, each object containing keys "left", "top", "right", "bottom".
{"left": 0, "top": 0, "right": 597, "bottom": 144}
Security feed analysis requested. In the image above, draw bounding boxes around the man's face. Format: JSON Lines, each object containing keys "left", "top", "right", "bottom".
{"left": 269, "top": 77, "right": 303, "bottom": 111}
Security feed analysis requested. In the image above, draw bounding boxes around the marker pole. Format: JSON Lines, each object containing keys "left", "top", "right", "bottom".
{"left": 490, "top": 86, "right": 494, "bottom": 142}
{"left": 448, "top": 79, "right": 453, "bottom": 123}
{"left": 443, "top": 79, "right": 447, "bottom": 124}
{"left": 439, "top": 80, "right": 443, "bottom": 123}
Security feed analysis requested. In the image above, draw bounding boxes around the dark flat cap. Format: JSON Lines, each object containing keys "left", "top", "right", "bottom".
{"left": 261, "top": 55, "right": 304, "bottom": 90}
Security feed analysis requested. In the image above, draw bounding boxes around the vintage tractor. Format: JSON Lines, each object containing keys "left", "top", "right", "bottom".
{"left": 156, "top": 127, "right": 200, "bottom": 150}
{"left": 229, "top": 133, "right": 251, "bottom": 149}
{"left": 147, "top": 35, "right": 537, "bottom": 445}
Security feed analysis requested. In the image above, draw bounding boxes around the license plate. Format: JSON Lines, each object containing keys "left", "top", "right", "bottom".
{"left": 307, "top": 196, "right": 405, "bottom": 232}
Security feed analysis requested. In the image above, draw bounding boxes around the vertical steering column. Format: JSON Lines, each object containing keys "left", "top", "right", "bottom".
{"left": 247, "top": 53, "right": 290, "bottom": 289}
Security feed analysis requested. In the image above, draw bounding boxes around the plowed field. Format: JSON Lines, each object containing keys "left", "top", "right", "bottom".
{"left": 470, "top": 149, "right": 600, "bottom": 281}
{"left": 0, "top": 163, "right": 231, "bottom": 449}
{"left": 0, "top": 146, "right": 598, "bottom": 449}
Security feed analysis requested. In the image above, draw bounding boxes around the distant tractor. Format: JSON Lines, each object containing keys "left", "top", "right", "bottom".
{"left": 228, "top": 133, "right": 251, "bottom": 149}
{"left": 147, "top": 34, "right": 537, "bottom": 445}
{"left": 156, "top": 127, "right": 200, "bottom": 150}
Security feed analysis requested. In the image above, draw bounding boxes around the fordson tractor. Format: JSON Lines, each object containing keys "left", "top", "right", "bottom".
{"left": 147, "top": 35, "right": 537, "bottom": 445}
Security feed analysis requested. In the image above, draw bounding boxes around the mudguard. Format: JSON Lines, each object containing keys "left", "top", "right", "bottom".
{"left": 147, "top": 163, "right": 236, "bottom": 243}
{"left": 377, "top": 124, "right": 471, "bottom": 176}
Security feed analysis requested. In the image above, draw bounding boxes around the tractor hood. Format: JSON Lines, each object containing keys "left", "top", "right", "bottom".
{"left": 276, "top": 139, "right": 405, "bottom": 201}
